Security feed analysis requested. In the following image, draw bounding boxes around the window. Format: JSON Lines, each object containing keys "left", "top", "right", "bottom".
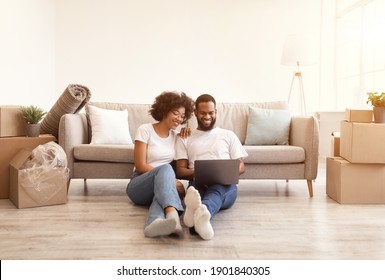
{"left": 335, "top": 0, "right": 385, "bottom": 109}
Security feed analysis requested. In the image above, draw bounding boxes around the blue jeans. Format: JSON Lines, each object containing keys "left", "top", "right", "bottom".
{"left": 126, "top": 164, "right": 183, "bottom": 227}
{"left": 189, "top": 181, "right": 238, "bottom": 218}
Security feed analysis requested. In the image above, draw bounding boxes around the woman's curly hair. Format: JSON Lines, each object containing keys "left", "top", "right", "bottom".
{"left": 149, "top": 91, "right": 194, "bottom": 124}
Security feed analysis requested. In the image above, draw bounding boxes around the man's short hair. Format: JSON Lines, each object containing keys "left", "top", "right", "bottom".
{"left": 195, "top": 94, "right": 216, "bottom": 109}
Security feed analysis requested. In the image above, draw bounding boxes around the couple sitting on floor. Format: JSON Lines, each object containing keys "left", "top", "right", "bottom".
{"left": 126, "top": 92, "right": 248, "bottom": 240}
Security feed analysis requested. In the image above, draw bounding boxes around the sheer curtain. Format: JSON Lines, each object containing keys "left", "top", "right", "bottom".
{"left": 335, "top": 0, "right": 385, "bottom": 109}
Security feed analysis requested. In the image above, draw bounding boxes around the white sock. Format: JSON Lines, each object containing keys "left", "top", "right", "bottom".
{"left": 194, "top": 204, "right": 214, "bottom": 240}
{"left": 144, "top": 218, "right": 177, "bottom": 238}
{"left": 166, "top": 209, "right": 183, "bottom": 236}
{"left": 183, "top": 187, "right": 201, "bottom": 227}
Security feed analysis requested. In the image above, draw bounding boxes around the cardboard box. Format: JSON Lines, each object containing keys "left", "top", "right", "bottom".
{"left": 331, "top": 131, "right": 340, "bottom": 157}
{"left": 0, "top": 134, "right": 56, "bottom": 198}
{"left": 326, "top": 157, "right": 385, "bottom": 204}
{"left": 9, "top": 149, "right": 69, "bottom": 208}
{"left": 0, "top": 106, "right": 26, "bottom": 137}
{"left": 340, "top": 120, "right": 385, "bottom": 164}
{"left": 345, "top": 108, "right": 373, "bottom": 123}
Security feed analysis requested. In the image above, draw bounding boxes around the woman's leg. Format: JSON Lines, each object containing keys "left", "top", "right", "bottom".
{"left": 144, "top": 196, "right": 182, "bottom": 237}
{"left": 126, "top": 164, "right": 183, "bottom": 210}
{"left": 144, "top": 164, "right": 183, "bottom": 237}
{"left": 152, "top": 164, "right": 183, "bottom": 213}
{"left": 126, "top": 171, "right": 157, "bottom": 206}
{"left": 127, "top": 164, "right": 183, "bottom": 237}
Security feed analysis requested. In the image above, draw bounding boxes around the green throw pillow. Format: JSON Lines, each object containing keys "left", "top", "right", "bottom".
{"left": 245, "top": 107, "right": 291, "bottom": 145}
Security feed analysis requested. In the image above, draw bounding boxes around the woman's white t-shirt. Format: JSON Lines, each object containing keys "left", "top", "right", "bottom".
{"left": 135, "top": 123, "right": 177, "bottom": 168}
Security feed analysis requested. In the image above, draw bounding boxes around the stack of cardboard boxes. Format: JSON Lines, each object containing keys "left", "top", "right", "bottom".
{"left": 327, "top": 108, "right": 385, "bottom": 203}
{"left": 1, "top": 105, "right": 68, "bottom": 208}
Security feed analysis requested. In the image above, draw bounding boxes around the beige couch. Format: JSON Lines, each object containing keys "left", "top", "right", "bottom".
{"left": 58, "top": 101, "right": 319, "bottom": 197}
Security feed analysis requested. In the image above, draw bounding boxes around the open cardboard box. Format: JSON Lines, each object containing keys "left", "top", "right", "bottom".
{"left": 9, "top": 149, "right": 69, "bottom": 208}
{"left": 0, "top": 135, "right": 56, "bottom": 199}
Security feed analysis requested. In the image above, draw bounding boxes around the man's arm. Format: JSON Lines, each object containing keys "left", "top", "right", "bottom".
{"left": 175, "top": 159, "right": 194, "bottom": 180}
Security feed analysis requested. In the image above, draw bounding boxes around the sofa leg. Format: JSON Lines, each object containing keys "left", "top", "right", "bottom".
{"left": 307, "top": 180, "right": 313, "bottom": 197}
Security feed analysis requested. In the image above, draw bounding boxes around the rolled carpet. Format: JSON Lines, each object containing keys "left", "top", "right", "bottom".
{"left": 40, "top": 84, "right": 91, "bottom": 138}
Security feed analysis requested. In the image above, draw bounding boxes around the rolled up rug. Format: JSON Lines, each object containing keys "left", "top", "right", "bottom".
{"left": 40, "top": 84, "right": 91, "bottom": 138}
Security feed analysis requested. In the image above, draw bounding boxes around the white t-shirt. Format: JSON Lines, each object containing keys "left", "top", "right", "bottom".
{"left": 174, "top": 127, "right": 248, "bottom": 169}
{"left": 135, "top": 123, "right": 177, "bottom": 168}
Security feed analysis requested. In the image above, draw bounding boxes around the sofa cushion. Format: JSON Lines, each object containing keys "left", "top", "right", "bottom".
{"left": 74, "top": 144, "right": 134, "bottom": 163}
{"left": 187, "top": 101, "right": 289, "bottom": 144}
{"left": 86, "top": 105, "right": 133, "bottom": 145}
{"left": 88, "top": 102, "right": 154, "bottom": 141}
{"left": 245, "top": 107, "right": 291, "bottom": 145}
{"left": 243, "top": 145, "right": 305, "bottom": 164}
{"left": 74, "top": 144, "right": 304, "bottom": 165}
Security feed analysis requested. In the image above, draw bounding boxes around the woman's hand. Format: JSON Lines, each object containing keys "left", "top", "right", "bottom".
{"left": 178, "top": 127, "right": 191, "bottom": 139}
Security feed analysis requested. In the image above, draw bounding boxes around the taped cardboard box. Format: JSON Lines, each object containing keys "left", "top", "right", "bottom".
{"left": 345, "top": 108, "right": 373, "bottom": 123}
{"left": 0, "top": 106, "right": 25, "bottom": 137}
{"left": 326, "top": 157, "right": 385, "bottom": 204}
{"left": 9, "top": 148, "right": 69, "bottom": 209}
{"left": 340, "top": 120, "right": 385, "bottom": 164}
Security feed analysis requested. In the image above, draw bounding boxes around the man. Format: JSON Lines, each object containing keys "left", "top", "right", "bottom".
{"left": 175, "top": 94, "right": 248, "bottom": 240}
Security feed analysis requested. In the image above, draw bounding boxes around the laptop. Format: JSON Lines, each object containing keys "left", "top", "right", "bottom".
{"left": 194, "top": 159, "right": 240, "bottom": 187}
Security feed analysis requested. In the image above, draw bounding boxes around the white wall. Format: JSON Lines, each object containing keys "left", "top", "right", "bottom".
{"left": 0, "top": 0, "right": 56, "bottom": 110}
{"left": 1, "top": 0, "right": 325, "bottom": 112}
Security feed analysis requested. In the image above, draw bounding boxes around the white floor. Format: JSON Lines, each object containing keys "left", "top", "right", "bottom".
{"left": 1, "top": 158, "right": 385, "bottom": 261}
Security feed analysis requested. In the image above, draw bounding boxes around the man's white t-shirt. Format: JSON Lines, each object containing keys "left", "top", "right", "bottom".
{"left": 174, "top": 127, "right": 248, "bottom": 169}
{"left": 135, "top": 123, "right": 177, "bottom": 168}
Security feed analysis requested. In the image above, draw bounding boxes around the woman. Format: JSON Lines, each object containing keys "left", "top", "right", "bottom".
{"left": 126, "top": 91, "right": 194, "bottom": 237}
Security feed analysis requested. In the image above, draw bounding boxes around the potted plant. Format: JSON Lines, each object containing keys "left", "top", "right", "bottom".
{"left": 366, "top": 92, "right": 385, "bottom": 123}
{"left": 19, "top": 105, "right": 47, "bottom": 137}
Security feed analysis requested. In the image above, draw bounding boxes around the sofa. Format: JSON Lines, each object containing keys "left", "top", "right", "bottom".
{"left": 58, "top": 100, "right": 319, "bottom": 197}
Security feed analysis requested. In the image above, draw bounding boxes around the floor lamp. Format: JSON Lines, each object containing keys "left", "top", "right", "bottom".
{"left": 281, "top": 34, "right": 315, "bottom": 115}
{"left": 287, "top": 62, "right": 306, "bottom": 115}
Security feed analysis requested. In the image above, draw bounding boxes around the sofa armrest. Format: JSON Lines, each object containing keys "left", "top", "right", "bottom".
{"left": 289, "top": 116, "right": 319, "bottom": 180}
{"left": 58, "top": 113, "right": 89, "bottom": 178}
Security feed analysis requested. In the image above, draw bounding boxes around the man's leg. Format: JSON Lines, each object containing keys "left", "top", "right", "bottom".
{"left": 201, "top": 184, "right": 238, "bottom": 217}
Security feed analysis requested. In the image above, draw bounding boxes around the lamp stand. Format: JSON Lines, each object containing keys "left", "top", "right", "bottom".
{"left": 287, "top": 70, "right": 306, "bottom": 115}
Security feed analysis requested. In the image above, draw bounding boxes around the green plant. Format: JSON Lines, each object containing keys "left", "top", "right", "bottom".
{"left": 367, "top": 92, "right": 385, "bottom": 107}
{"left": 19, "top": 105, "right": 47, "bottom": 124}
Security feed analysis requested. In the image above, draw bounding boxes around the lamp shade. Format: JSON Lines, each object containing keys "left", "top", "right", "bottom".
{"left": 281, "top": 34, "right": 316, "bottom": 67}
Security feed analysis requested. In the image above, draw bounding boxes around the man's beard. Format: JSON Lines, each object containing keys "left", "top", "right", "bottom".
{"left": 197, "top": 117, "right": 216, "bottom": 131}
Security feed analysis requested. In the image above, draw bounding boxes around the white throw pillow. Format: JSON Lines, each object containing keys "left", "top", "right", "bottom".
{"left": 87, "top": 105, "right": 133, "bottom": 144}
{"left": 245, "top": 107, "right": 291, "bottom": 145}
